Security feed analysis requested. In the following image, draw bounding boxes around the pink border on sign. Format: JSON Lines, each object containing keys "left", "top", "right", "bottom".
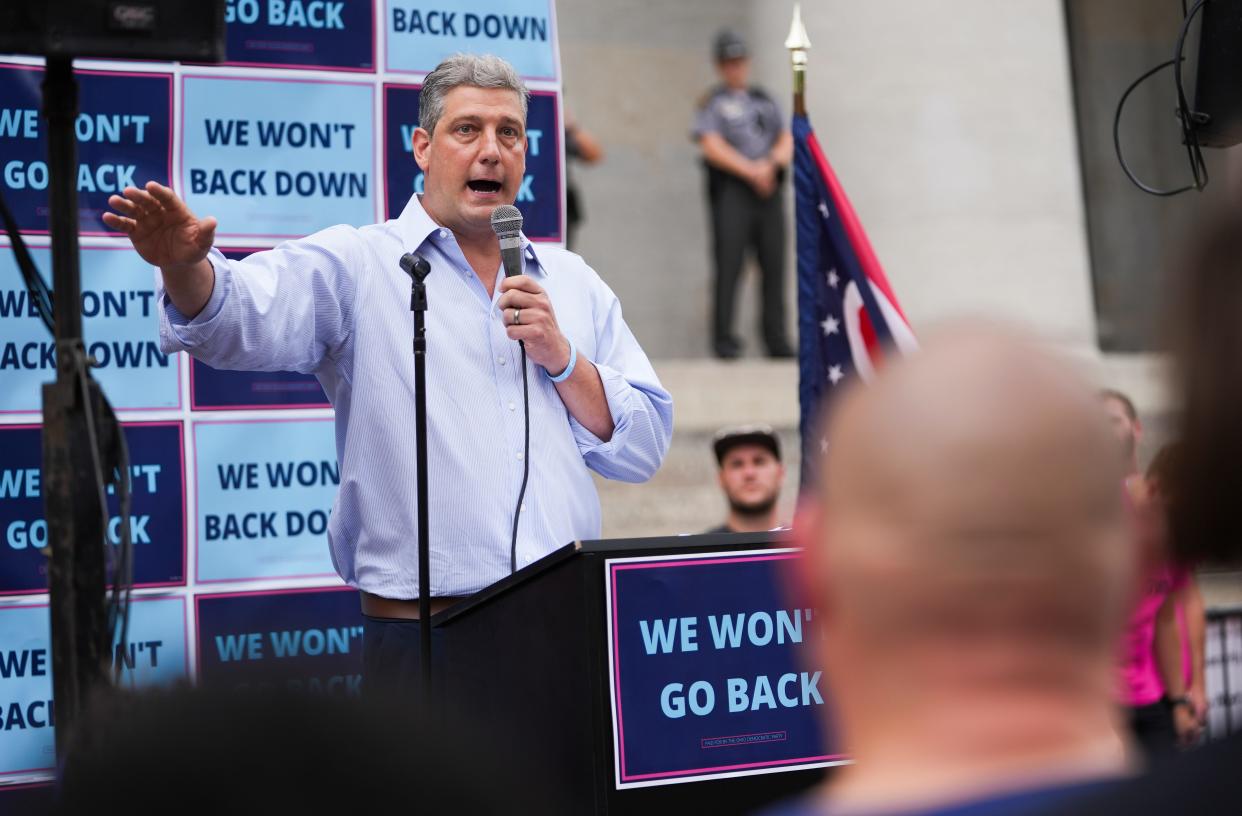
{"left": 379, "top": 85, "right": 562, "bottom": 243}
{"left": 528, "top": 90, "right": 562, "bottom": 244}
{"left": 192, "top": 583, "right": 354, "bottom": 675}
{"left": 0, "top": 421, "right": 188, "bottom": 597}
{"left": 213, "top": 1, "right": 378, "bottom": 74}
{"left": 609, "top": 552, "right": 844, "bottom": 783}
{"left": 0, "top": 245, "right": 184, "bottom": 416}
{"left": 0, "top": 594, "right": 191, "bottom": 779}
{"left": 0, "top": 64, "right": 175, "bottom": 238}
{"left": 0, "top": 781, "right": 51, "bottom": 792}
{"left": 380, "top": 81, "right": 415, "bottom": 222}
{"left": 383, "top": 0, "right": 561, "bottom": 83}
{"left": 179, "top": 74, "right": 379, "bottom": 242}
{"left": 191, "top": 417, "right": 339, "bottom": 585}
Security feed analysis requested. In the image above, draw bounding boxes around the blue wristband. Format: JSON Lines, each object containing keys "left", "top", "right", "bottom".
{"left": 548, "top": 338, "right": 577, "bottom": 383}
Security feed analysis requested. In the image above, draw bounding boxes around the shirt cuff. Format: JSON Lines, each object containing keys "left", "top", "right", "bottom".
{"left": 569, "top": 360, "right": 633, "bottom": 454}
{"left": 158, "top": 250, "right": 230, "bottom": 353}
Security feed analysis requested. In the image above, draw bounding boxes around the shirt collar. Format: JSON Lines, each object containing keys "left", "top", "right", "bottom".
{"left": 397, "top": 194, "right": 548, "bottom": 277}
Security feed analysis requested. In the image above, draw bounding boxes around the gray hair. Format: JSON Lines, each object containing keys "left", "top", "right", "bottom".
{"left": 419, "top": 54, "right": 529, "bottom": 136}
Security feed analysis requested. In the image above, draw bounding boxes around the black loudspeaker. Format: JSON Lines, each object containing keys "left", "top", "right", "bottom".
{"left": 0, "top": 0, "right": 224, "bottom": 62}
{"left": 1193, "top": 0, "right": 1242, "bottom": 147}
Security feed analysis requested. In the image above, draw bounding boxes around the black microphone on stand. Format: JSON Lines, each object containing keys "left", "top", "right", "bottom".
{"left": 490, "top": 205, "right": 530, "bottom": 574}
{"left": 490, "top": 204, "right": 524, "bottom": 278}
{"left": 399, "top": 251, "right": 433, "bottom": 708}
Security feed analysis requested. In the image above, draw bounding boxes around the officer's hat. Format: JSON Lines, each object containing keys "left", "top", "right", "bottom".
{"left": 713, "top": 28, "right": 749, "bottom": 62}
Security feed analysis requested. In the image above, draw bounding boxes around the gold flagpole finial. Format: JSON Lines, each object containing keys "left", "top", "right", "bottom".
{"left": 785, "top": 3, "right": 811, "bottom": 116}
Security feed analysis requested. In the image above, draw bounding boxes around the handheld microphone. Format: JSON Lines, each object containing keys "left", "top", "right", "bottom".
{"left": 490, "top": 205, "right": 524, "bottom": 278}
{"left": 490, "top": 205, "right": 530, "bottom": 571}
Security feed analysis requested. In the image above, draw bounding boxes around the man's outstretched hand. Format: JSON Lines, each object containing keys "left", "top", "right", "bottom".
{"left": 103, "top": 182, "right": 217, "bottom": 318}
{"left": 103, "top": 182, "right": 216, "bottom": 272}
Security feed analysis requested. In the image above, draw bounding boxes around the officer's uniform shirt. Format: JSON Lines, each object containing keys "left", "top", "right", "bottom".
{"left": 692, "top": 87, "right": 783, "bottom": 162}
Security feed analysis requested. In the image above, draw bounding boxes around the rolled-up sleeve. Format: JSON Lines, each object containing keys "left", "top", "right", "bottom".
{"left": 156, "top": 226, "right": 359, "bottom": 374}
{"left": 571, "top": 286, "right": 673, "bottom": 483}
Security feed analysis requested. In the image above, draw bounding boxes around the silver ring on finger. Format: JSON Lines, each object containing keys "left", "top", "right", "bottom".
{"left": 512, "top": 308, "right": 521, "bottom": 326}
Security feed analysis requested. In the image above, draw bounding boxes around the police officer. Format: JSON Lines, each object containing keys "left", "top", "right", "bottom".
{"left": 693, "top": 28, "right": 794, "bottom": 360}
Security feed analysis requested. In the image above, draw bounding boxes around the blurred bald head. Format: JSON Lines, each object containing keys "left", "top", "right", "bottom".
{"left": 797, "top": 322, "right": 1136, "bottom": 816}
{"left": 809, "top": 322, "right": 1133, "bottom": 676}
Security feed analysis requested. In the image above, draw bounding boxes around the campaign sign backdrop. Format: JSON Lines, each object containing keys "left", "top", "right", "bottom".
{"left": 0, "top": 65, "right": 172, "bottom": 235}
{"left": 222, "top": 0, "right": 376, "bottom": 71}
{"left": 0, "top": 0, "right": 561, "bottom": 785}
{"left": 0, "top": 246, "right": 178, "bottom": 414}
{"left": 196, "top": 586, "right": 361, "bottom": 695}
{"left": 0, "top": 423, "right": 186, "bottom": 596}
{"left": 181, "top": 75, "right": 376, "bottom": 240}
{"left": 189, "top": 249, "right": 330, "bottom": 410}
{"left": 194, "top": 419, "right": 338, "bottom": 583}
{"left": 383, "top": 85, "right": 561, "bottom": 240}
{"left": 0, "top": 596, "right": 189, "bottom": 778}
{"left": 385, "top": 0, "right": 558, "bottom": 80}
{"left": 606, "top": 549, "right": 845, "bottom": 788}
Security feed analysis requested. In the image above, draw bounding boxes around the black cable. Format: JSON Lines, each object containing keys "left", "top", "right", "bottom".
{"left": 509, "top": 342, "right": 531, "bottom": 574}
{"left": 1172, "top": 0, "right": 1209, "bottom": 188}
{"left": 112, "top": 415, "right": 134, "bottom": 684}
{"left": 77, "top": 358, "right": 133, "bottom": 683}
{"left": 0, "top": 187, "right": 54, "bottom": 336}
{"left": 1113, "top": 60, "right": 1193, "bottom": 196}
{"left": 1112, "top": 0, "right": 1209, "bottom": 196}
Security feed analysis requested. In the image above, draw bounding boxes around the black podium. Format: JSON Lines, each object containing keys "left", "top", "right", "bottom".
{"left": 432, "top": 531, "right": 832, "bottom": 815}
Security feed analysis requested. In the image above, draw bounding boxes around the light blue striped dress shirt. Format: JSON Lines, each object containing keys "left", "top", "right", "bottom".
{"left": 158, "top": 195, "right": 673, "bottom": 598}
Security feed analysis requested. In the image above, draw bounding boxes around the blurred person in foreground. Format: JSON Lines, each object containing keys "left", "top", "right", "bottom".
{"left": 768, "top": 323, "right": 1137, "bottom": 815}
{"left": 1099, "top": 388, "right": 1144, "bottom": 482}
{"left": 1098, "top": 386, "right": 1208, "bottom": 758}
{"left": 51, "top": 686, "right": 548, "bottom": 814}
{"left": 1051, "top": 209, "right": 1242, "bottom": 815}
{"left": 1118, "top": 444, "right": 1206, "bottom": 759}
{"left": 706, "top": 424, "right": 786, "bottom": 534}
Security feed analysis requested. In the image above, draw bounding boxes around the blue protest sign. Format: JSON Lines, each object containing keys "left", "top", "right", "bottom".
{"left": 0, "top": 596, "right": 189, "bottom": 779}
{"left": 195, "top": 585, "right": 362, "bottom": 695}
{"left": 222, "top": 0, "right": 376, "bottom": 71}
{"left": 193, "top": 418, "right": 338, "bottom": 583}
{"left": 384, "top": 0, "right": 557, "bottom": 80}
{"left": 383, "top": 84, "right": 561, "bottom": 240}
{"left": 0, "top": 65, "right": 172, "bottom": 235}
{"left": 0, "top": 246, "right": 178, "bottom": 414}
{"left": 181, "top": 75, "right": 376, "bottom": 240}
{"left": 188, "top": 248, "right": 330, "bottom": 410}
{"left": 0, "top": 422, "right": 186, "bottom": 596}
{"left": 606, "top": 549, "right": 845, "bottom": 788}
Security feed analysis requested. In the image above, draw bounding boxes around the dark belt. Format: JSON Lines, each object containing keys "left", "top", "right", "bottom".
{"left": 359, "top": 591, "right": 465, "bottom": 620}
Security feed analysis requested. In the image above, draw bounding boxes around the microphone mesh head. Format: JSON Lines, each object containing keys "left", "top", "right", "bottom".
{"left": 490, "top": 205, "right": 523, "bottom": 239}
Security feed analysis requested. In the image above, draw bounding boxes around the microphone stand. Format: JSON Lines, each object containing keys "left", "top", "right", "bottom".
{"left": 400, "top": 253, "right": 432, "bottom": 708}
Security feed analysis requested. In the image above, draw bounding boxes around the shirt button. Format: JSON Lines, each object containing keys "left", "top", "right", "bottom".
{"left": 439, "top": 229, "right": 448, "bottom": 238}
{"left": 498, "top": 357, "right": 506, "bottom": 366}
{"left": 508, "top": 401, "right": 515, "bottom": 411}
{"left": 521, "top": 503, "right": 527, "bottom": 512}
{"left": 516, "top": 452, "right": 524, "bottom": 461}
{"left": 524, "top": 554, "right": 533, "bottom": 564}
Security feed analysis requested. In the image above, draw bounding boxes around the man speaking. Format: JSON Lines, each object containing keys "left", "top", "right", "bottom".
{"left": 103, "top": 54, "right": 673, "bottom": 687}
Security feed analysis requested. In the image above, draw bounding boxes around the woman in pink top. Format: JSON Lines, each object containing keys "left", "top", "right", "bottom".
{"left": 1120, "top": 445, "right": 1202, "bottom": 760}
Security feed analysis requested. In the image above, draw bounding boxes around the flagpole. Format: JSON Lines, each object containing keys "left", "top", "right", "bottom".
{"left": 785, "top": 3, "right": 811, "bottom": 116}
